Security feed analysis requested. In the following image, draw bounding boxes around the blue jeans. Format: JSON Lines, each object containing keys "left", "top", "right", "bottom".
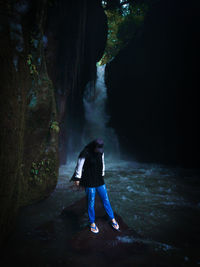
{"left": 85, "top": 184, "right": 115, "bottom": 224}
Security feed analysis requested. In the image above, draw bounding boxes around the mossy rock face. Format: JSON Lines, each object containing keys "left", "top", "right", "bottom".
{"left": 0, "top": 0, "right": 59, "bottom": 245}
{"left": 19, "top": 1, "right": 59, "bottom": 206}
{"left": 20, "top": 151, "right": 58, "bottom": 205}
{"left": 20, "top": 72, "right": 59, "bottom": 206}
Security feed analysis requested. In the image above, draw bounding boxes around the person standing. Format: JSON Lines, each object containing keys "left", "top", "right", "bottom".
{"left": 71, "top": 138, "right": 119, "bottom": 234}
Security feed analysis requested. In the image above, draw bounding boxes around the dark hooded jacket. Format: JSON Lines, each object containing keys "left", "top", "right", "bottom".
{"left": 70, "top": 140, "right": 105, "bottom": 187}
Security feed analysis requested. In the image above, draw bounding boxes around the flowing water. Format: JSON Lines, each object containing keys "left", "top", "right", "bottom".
{"left": 74, "top": 64, "right": 120, "bottom": 159}
{"left": 66, "top": 64, "right": 119, "bottom": 163}
{"left": 59, "top": 160, "right": 200, "bottom": 266}
{"left": 2, "top": 158, "right": 200, "bottom": 266}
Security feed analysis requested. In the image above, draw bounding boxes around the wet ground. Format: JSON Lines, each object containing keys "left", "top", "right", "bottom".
{"left": 1, "top": 159, "right": 200, "bottom": 266}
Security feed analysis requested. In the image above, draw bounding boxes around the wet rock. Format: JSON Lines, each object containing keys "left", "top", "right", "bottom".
{"left": 0, "top": 0, "right": 59, "bottom": 246}
{"left": 34, "top": 221, "right": 56, "bottom": 241}
{"left": 61, "top": 195, "right": 149, "bottom": 265}
{"left": 1, "top": 196, "right": 152, "bottom": 267}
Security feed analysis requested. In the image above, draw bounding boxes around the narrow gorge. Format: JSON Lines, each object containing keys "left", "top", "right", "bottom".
{"left": 0, "top": 0, "right": 199, "bottom": 266}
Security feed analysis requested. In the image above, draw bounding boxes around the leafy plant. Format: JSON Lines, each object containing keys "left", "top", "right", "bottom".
{"left": 50, "top": 121, "right": 60, "bottom": 133}
{"left": 29, "top": 158, "right": 54, "bottom": 185}
{"left": 99, "top": 2, "right": 148, "bottom": 65}
{"left": 27, "top": 54, "right": 38, "bottom": 75}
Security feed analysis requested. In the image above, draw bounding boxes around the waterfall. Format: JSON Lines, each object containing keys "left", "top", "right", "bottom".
{"left": 82, "top": 64, "right": 120, "bottom": 158}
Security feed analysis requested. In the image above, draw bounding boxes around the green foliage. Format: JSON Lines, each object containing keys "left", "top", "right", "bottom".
{"left": 27, "top": 54, "right": 38, "bottom": 75}
{"left": 29, "top": 158, "right": 55, "bottom": 185}
{"left": 99, "top": 3, "right": 148, "bottom": 65}
{"left": 50, "top": 121, "right": 60, "bottom": 133}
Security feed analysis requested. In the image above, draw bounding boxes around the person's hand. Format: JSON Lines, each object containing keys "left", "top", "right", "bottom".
{"left": 74, "top": 181, "right": 80, "bottom": 187}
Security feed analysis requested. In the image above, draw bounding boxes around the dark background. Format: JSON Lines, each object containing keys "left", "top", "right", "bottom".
{"left": 105, "top": 0, "right": 200, "bottom": 168}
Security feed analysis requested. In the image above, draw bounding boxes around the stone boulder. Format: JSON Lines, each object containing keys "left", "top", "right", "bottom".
{"left": 61, "top": 195, "right": 150, "bottom": 266}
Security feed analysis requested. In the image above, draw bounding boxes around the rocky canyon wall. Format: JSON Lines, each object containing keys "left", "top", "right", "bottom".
{"left": 0, "top": 0, "right": 107, "bottom": 245}
{"left": 106, "top": 0, "right": 199, "bottom": 167}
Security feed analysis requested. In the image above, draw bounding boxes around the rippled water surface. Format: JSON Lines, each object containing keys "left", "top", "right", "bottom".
{"left": 4, "top": 159, "right": 200, "bottom": 266}
{"left": 60, "top": 160, "right": 200, "bottom": 265}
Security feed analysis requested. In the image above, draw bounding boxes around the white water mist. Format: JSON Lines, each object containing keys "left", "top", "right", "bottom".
{"left": 82, "top": 64, "right": 120, "bottom": 158}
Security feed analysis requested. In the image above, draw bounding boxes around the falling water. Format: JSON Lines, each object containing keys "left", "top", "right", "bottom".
{"left": 82, "top": 64, "right": 120, "bottom": 158}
